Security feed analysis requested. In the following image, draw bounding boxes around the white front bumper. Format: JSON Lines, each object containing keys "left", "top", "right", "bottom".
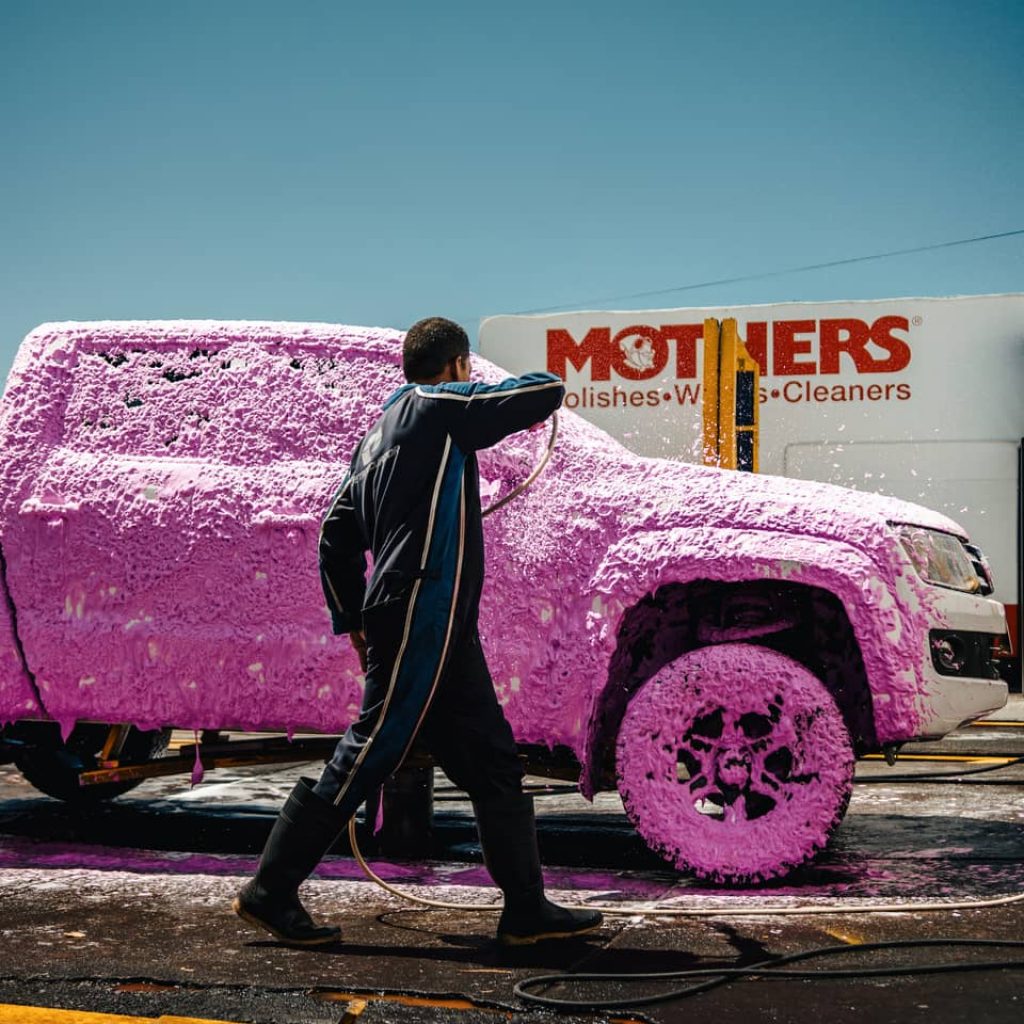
{"left": 914, "top": 591, "right": 1009, "bottom": 739}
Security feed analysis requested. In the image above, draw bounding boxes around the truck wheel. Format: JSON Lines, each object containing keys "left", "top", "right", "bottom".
{"left": 616, "top": 643, "right": 854, "bottom": 884}
{"left": 12, "top": 723, "right": 171, "bottom": 803}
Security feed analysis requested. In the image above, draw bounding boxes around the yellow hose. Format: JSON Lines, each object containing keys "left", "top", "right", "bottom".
{"left": 346, "top": 818, "right": 1024, "bottom": 918}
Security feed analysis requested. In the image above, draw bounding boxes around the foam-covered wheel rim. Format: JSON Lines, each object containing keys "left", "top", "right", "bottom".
{"left": 616, "top": 643, "right": 854, "bottom": 884}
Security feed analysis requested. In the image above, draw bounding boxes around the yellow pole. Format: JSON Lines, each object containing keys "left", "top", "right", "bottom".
{"left": 701, "top": 318, "right": 721, "bottom": 467}
{"left": 724, "top": 318, "right": 760, "bottom": 473}
{"left": 701, "top": 318, "right": 759, "bottom": 472}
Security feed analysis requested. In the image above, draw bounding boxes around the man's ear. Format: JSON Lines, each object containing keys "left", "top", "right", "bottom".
{"left": 447, "top": 355, "right": 467, "bottom": 382}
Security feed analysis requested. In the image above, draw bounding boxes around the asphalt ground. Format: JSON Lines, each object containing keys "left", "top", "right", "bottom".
{"left": 0, "top": 699, "right": 1022, "bottom": 1024}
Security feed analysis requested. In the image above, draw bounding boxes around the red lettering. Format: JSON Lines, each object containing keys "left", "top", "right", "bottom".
{"left": 819, "top": 318, "right": 874, "bottom": 373}
{"left": 773, "top": 320, "right": 816, "bottom": 375}
{"left": 744, "top": 322, "right": 768, "bottom": 374}
{"left": 868, "top": 316, "right": 912, "bottom": 372}
{"left": 611, "top": 326, "right": 668, "bottom": 381}
{"left": 547, "top": 327, "right": 611, "bottom": 380}
{"left": 548, "top": 315, "right": 911, "bottom": 383}
{"left": 674, "top": 383, "right": 701, "bottom": 404}
{"left": 660, "top": 323, "right": 702, "bottom": 378}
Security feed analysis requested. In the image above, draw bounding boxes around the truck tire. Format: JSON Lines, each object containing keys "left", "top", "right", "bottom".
{"left": 616, "top": 642, "right": 854, "bottom": 884}
{"left": 11, "top": 723, "right": 171, "bottom": 803}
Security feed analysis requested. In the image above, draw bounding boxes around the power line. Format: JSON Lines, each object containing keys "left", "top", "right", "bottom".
{"left": 503, "top": 227, "right": 1024, "bottom": 316}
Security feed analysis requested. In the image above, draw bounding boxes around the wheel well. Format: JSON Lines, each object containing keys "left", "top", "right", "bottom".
{"left": 586, "top": 579, "right": 877, "bottom": 791}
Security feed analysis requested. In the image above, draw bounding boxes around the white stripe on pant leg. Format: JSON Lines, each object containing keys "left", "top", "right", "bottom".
{"left": 397, "top": 473, "right": 466, "bottom": 768}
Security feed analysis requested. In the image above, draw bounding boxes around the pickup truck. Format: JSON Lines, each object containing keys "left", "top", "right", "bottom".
{"left": 0, "top": 321, "right": 1010, "bottom": 883}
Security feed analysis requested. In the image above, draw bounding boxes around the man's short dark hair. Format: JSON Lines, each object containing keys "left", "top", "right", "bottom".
{"left": 402, "top": 317, "right": 470, "bottom": 382}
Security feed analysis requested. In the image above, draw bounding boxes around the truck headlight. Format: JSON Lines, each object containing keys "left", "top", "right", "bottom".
{"left": 891, "top": 524, "right": 982, "bottom": 593}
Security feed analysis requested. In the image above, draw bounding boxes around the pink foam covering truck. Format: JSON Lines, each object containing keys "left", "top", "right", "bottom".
{"left": 0, "top": 322, "right": 1011, "bottom": 883}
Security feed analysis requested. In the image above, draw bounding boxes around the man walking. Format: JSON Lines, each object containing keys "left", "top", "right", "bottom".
{"left": 234, "top": 317, "right": 602, "bottom": 947}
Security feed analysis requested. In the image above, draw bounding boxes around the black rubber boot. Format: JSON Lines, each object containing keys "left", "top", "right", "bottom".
{"left": 472, "top": 791, "right": 603, "bottom": 946}
{"left": 233, "top": 777, "right": 346, "bottom": 946}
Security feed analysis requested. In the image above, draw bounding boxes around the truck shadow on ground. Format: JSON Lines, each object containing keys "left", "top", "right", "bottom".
{"left": 1, "top": 790, "right": 1022, "bottom": 901}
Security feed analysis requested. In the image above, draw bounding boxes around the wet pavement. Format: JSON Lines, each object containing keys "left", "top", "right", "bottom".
{"left": 0, "top": 701, "right": 1022, "bottom": 1024}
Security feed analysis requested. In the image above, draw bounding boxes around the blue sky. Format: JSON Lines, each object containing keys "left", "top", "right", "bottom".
{"left": 1, "top": 0, "right": 1021, "bottom": 376}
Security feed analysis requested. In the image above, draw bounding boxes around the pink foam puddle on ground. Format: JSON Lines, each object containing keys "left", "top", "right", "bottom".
{"left": 1, "top": 834, "right": 1021, "bottom": 903}
{"left": 0, "top": 836, "right": 653, "bottom": 892}
{"left": 0, "top": 836, "right": 960, "bottom": 897}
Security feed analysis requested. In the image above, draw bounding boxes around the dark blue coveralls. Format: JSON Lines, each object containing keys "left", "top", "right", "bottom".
{"left": 315, "top": 372, "right": 565, "bottom": 821}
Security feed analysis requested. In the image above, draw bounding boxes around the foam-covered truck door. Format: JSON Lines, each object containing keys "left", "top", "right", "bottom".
{"left": 1, "top": 329, "right": 384, "bottom": 735}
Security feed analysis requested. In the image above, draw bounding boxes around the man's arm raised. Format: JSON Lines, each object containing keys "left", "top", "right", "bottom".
{"left": 416, "top": 372, "right": 565, "bottom": 452}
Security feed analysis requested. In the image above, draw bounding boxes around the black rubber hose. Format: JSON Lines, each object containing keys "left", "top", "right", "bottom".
{"left": 513, "top": 938, "right": 1024, "bottom": 1010}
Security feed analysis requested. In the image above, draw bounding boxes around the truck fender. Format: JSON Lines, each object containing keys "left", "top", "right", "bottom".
{"left": 577, "top": 525, "right": 937, "bottom": 796}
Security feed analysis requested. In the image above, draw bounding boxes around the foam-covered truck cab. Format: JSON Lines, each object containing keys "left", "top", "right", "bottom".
{"left": 0, "top": 322, "right": 1010, "bottom": 882}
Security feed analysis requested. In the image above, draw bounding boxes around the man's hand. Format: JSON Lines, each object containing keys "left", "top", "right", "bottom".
{"left": 349, "top": 630, "right": 368, "bottom": 672}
